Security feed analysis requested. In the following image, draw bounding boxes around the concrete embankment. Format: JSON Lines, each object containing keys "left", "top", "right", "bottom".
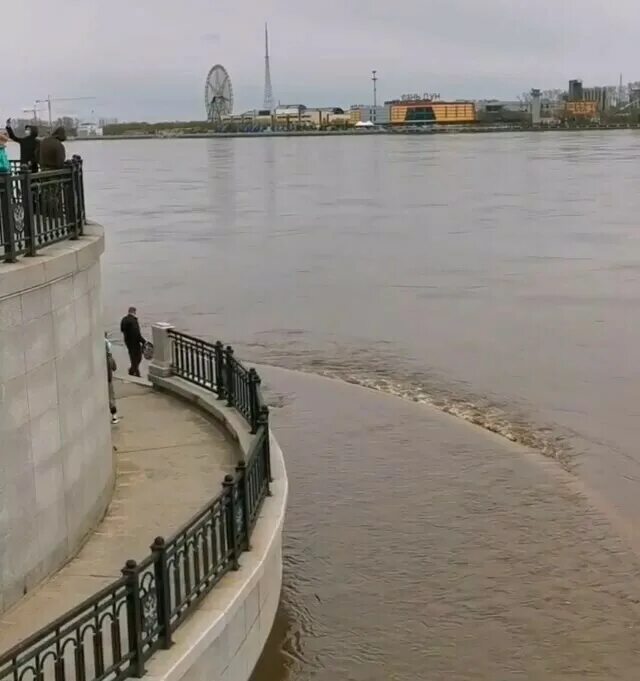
{"left": 0, "top": 223, "right": 112, "bottom": 613}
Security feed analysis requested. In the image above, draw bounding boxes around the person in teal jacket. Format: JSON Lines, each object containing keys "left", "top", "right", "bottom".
{"left": 0, "top": 132, "right": 10, "bottom": 173}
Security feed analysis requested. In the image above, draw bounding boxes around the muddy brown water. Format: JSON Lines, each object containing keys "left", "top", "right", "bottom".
{"left": 76, "top": 132, "right": 640, "bottom": 678}
{"left": 250, "top": 366, "right": 640, "bottom": 681}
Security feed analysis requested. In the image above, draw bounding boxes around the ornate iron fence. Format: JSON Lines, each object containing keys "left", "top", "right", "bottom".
{"left": 168, "top": 330, "right": 263, "bottom": 433}
{"left": 0, "top": 156, "right": 85, "bottom": 263}
{"left": 0, "top": 333, "right": 272, "bottom": 681}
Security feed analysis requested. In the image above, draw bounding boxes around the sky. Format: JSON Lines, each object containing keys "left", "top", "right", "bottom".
{"left": 3, "top": 0, "right": 640, "bottom": 122}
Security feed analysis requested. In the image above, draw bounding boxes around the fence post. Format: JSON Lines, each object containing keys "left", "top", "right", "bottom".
{"left": 72, "top": 155, "right": 86, "bottom": 228}
{"left": 64, "top": 161, "right": 79, "bottom": 240}
{"left": 214, "top": 341, "right": 225, "bottom": 400}
{"left": 235, "top": 460, "right": 252, "bottom": 550}
{"left": 148, "top": 323, "right": 175, "bottom": 380}
{"left": 223, "top": 475, "right": 240, "bottom": 570}
{"left": 19, "top": 169, "right": 37, "bottom": 257}
{"left": 260, "top": 405, "right": 273, "bottom": 488}
{"left": 121, "top": 559, "right": 146, "bottom": 678}
{"left": 248, "top": 368, "right": 259, "bottom": 434}
{"left": 225, "top": 346, "right": 235, "bottom": 407}
{"left": 1, "top": 174, "right": 17, "bottom": 263}
{"left": 151, "top": 537, "right": 173, "bottom": 649}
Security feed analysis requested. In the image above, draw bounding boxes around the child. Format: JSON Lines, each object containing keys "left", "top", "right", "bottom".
{"left": 0, "top": 132, "right": 10, "bottom": 173}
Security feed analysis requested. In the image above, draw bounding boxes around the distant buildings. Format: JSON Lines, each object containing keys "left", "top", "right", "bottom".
{"left": 349, "top": 105, "right": 390, "bottom": 125}
{"left": 212, "top": 75, "right": 640, "bottom": 132}
{"left": 273, "top": 105, "right": 350, "bottom": 127}
{"left": 76, "top": 122, "right": 103, "bottom": 137}
{"left": 628, "top": 82, "right": 640, "bottom": 107}
{"left": 476, "top": 100, "right": 529, "bottom": 124}
{"left": 563, "top": 79, "right": 613, "bottom": 122}
{"left": 222, "top": 105, "right": 351, "bottom": 130}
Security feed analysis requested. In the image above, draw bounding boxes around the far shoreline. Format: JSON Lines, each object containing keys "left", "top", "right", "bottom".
{"left": 69, "top": 125, "right": 640, "bottom": 141}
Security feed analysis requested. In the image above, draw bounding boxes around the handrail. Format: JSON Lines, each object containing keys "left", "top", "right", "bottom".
{"left": 1, "top": 156, "right": 86, "bottom": 263}
{"left": 0, "top": 576, "right": 129, "bottom": 665}
{"left": 0, "top": 331, "right": 271, "bottom": 681}
{"left": 167, "top": 330, "right": 264, "bottom": 432}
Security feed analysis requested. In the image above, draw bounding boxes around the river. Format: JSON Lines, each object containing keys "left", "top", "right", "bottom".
{"left": 71, "top": 132, "right": 640, "bottom": 678}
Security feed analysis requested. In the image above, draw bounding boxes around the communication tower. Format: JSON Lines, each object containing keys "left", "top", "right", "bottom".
{"left": 263, "top": 23, "right": 274, "bottom": 112}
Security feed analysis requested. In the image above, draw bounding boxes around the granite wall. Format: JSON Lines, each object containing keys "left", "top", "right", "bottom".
{"left": 0, "top": 225, "right": 114, "bottom": 612}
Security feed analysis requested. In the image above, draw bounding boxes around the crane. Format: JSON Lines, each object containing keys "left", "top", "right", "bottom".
{"left": 22, "top": 104, "right": 47, "bottom": 123}
{"left": 32, "top": 95, "right": 96, "bottom": 131}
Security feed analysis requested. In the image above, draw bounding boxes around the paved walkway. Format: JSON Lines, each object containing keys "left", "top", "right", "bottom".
{"left": 0, "top": 380, "right": 239, "bottom": 653}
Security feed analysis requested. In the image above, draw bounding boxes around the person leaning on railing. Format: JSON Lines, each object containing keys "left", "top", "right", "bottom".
{"left": 38, "top": 126, "right": 67, "bottom": 170}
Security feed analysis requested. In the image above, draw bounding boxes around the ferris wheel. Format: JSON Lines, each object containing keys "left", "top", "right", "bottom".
{"left": 205, "top": 65, "right": 233, "bottom": 123}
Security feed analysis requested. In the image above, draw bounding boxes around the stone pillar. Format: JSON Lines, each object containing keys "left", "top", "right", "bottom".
{"left": 148, "top": 322, "right": 175, "bottom": 378}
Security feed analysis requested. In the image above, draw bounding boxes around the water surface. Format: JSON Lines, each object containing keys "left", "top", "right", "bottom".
{"left": 73, "top": 132, "right": 640, "bottom": 677}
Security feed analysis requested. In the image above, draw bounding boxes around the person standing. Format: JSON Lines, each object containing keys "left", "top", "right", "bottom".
{"left": 5, "top": 119, "right": 39, "bottom": 172}
{"left": 105, "top": 335, "right": 120, "bottom": 424}
{"left": 120, "top": 306, "right": 146, "bottom": 377}
{"left": 0, "top": 132, "right": 10, "bottom": 174}
{"left": 38, "top": 126, "right": 66, "bottom": 170}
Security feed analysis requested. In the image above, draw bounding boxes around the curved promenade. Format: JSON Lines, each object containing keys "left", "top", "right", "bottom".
{"left": 0, "top": 379, "right": 239, "bottom": 650}
{"left": 0, "top": 322, "right": 287, "bottom": 681}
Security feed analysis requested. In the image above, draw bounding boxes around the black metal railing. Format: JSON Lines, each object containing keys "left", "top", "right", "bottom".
{"left": 1, "top": 156, "right": 85, "bottom": 263}
{"left": 168, "top": 330, "right": 264, "bottom": 433}
{"left": 0, "top": 332, "right": 272, "bottom": 681}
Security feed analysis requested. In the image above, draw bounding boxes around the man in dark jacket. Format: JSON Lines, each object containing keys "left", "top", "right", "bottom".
{"left": 5, "top": 120, "right": 39, "bottom": 171}
{"left": 120, "top": 307, "right": 146, "bottom": 377}
{"left": 38, "top": 126, "right": 67, "bottom": 170}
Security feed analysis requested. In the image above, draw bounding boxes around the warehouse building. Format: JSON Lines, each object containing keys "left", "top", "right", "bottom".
{"left": 349, "top": 105, "right": 390, "bottom": 125}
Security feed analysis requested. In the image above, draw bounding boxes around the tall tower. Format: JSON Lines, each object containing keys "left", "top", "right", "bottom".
{"left": 619, "top": 72, "right": 624, "bottom": 106}
{"left": 371, "top": 70, "right": 378, "bottom": 125}
{"left": 263, "top": 23, "right": 274, "bottom": 112}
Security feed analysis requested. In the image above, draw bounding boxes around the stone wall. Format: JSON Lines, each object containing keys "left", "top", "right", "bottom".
{"left": 0, "top": 225, "right": 114, "bottom": 612}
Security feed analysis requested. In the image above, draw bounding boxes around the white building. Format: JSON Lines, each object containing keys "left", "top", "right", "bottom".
{"left": 76, "top": 122, "right": 103, "bottom": 137}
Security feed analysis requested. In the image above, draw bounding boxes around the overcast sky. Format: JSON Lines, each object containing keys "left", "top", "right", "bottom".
{"left": 3, "top": 0, "right": 639, "bottom": 122}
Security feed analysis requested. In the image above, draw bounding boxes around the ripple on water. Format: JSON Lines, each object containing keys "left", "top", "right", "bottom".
{"left": 238, "top": 340, "right": 572, "bottom": 468}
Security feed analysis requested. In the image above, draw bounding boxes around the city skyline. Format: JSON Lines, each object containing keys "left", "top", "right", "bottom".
{"left": 3, "top": 0, "right": 640, "bottom": 121}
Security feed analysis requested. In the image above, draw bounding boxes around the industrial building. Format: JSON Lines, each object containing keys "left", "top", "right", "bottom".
{"left": 476, "top": 100, "right": 529, "bottom": 124}
{"left": 222, "top": 105, "right": 350, "bottom": 130}
{"left": 349, "top": 105, "right": 390, "bottom": 125}
{"left": 476, "top": 100, "right": 525, "bottom": 114}
{"left": 271, "top": 105, "right": 350, "bottom": 127}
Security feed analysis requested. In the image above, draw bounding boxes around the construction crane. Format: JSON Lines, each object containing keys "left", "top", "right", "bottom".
{"left": 32, "top": 95, "right": 96, "bottom": 130}
{"left": 22, "top": 104, "right": 46, "bottom": 123}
